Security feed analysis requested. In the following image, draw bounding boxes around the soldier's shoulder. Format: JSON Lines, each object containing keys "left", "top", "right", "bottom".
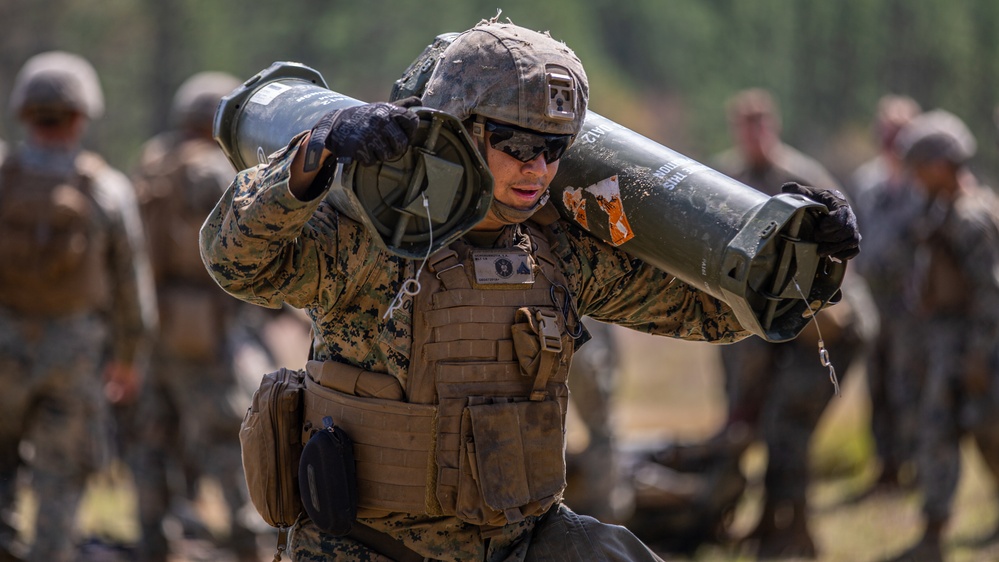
{"left": 775, "top": 143, "right": 841, "bottom": 191}
{"left": 135, "top": 132, "right": 179, "bottom": 169}
{"left": 77, "top": 151, "right": 136, "bottom": 207}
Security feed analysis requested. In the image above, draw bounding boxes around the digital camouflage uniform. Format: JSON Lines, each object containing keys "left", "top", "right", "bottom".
{"left": 126, "top": 71, "right": 262, "bottom": 562}
{"left": 0, "top": 51, "right": 156, "bottom": 562}
{"left": 200, "top": 118, "right": 750, "bottom": 560}
{"left": 850, "top": 153, "right": 925, "bottom": 486}
{"left": 882, "top": 109, "right": 999, "bottom": 562}
{"left": 910, "top": 179, "right": 999, "bottom": 532}
{"left": 202, "top": 19, "right": 870, "bottom": 561}
{"left": 712, "top": 105, "right": 875, "bottom": 556}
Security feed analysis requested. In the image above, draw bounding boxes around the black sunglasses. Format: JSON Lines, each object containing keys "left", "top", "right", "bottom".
{"left": 484, "top": 121, "right": 573, "bottom": 164}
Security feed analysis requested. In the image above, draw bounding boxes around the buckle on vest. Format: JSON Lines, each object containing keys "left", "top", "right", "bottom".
{"left": 536, "top": 310, "right": 562, "bottom": 353}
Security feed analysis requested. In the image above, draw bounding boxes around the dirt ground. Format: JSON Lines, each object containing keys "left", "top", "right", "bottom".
{"left": 22, "top": 325, "right": 999, "bottom": 561}
{"left": 606, "top": 328, "right": 999, "bottom": 562}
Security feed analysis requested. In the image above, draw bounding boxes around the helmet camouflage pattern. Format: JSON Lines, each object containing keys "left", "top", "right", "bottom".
{"left": 9, "top": 51, "right": 105, "bottom": 119}
{"left": 421, "top": 20, "right": 589, "bottom": 136}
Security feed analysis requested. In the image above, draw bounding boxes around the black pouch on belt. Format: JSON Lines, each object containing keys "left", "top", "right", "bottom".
{"left": 298, "top": 416, "right": 358, "bottom": 536}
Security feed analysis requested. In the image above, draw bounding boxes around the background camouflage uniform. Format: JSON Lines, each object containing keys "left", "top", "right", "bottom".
{"left": 910, "top": 184, "right": 999, "bottom": 534}
{"left": 847, "top": 95, "right": 923, "bottom": 490}
{"left": 708, "top": 88, "right": 875, "bottom": 557}
{"left": 128, "top": 75, "right": 262, "bottom": 561}
{"left": 0, "top": 51, "right": 156, "bottom": 562}
{"left": 0, "top": 136, "right": 155, "bottom": 562}
{"left": 200, "top": 130, "right": 749, "bottom": 561}
{"left": 882, "top": 109, "right": 999, "bottom": 562}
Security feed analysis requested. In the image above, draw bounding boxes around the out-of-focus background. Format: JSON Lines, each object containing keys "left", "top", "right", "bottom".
{"left": 4, "top": 1, "right": 999, "bottom": 561}
{"left": 1, "top": 0, "right": 999, "bottom": 184}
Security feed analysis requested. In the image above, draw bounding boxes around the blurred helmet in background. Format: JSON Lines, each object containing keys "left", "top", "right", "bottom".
{"left": 9, "top": 51, "right": 105, "bottom": 121}
{"left": 170, "top": 71, "right": 241, "bottom": 131}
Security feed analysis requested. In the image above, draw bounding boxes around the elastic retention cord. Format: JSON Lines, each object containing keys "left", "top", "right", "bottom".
{"left": 383, "top": 193, "right": 433, "bottom": 319}
{"left": 793, "top": 278, "right": 841, "bottom": 397}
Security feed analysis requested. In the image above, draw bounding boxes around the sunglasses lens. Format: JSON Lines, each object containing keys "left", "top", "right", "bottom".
{"left": 541, "top": 136, "right": 571, "bottom": 163}
{"left": 486, "top": 122, "right": 572, "bottom": 164}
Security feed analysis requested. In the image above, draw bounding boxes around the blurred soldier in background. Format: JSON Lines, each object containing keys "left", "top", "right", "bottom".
{"left": 0, "top": 51, "right": 156, "bottom": 562}
{"left": 665, "top": 88, "right": 874, "bottom": 559}
{"left": 848, "top": 95, "right": 923, "bottom": 493}
{"left": 887, "top": 110, "right": 999, "bottom": 562}
{"left": 562, "top": 317, "right": 635, "bottom": 524}
{"left": 128, "top": 71, "right": 262, "bottom": 562}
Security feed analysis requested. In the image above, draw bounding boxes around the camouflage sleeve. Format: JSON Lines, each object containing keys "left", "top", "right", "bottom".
{"left": 94, "top": 167, "right": 158, "bottom": 365}
{"left": 554, "top": 220, "right": 751, "bottom": 343}
{"left": 199, "top": 133, "right": 344, "bottom": 310}
{"left": 951, "top": 201, "right": 999, "bottom": 357}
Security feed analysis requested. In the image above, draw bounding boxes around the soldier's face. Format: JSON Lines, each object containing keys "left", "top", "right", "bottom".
{"left": 484, "top": 132, "right": 560, "bottom": 211}
{"left": 911, "top": 160, "right": 953, "bottom": 197}
{"left": 734, "top": 114, "right": 778, "bottom": 167}
{"left": 22, "top": 109, "right": 87, "bottom": 148}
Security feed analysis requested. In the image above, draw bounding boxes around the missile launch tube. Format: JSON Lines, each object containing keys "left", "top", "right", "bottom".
{"left": 214, "top": 61, "right": 844, "bottom": 342}
{"left": 548, "top": 113, "right": 843, "bottom": 342}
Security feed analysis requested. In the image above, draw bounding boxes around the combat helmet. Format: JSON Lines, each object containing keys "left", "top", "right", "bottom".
{"left": 421, "top": 20, "right": 589, "bottom": 137}
{"left": 420, "top": 20, "right": 588, "bottom": 224}
{"left": 171, "top": 71, "right": 241, "bottom": 131}
{"left": 895, "top": 109, "right": 977, "bottom": 166}
{"left": 9, "top": 51, "right": 105, "bottom": 120}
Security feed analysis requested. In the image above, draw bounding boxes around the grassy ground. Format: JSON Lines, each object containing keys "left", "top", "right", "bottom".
{"left": 17, "top": 326, "right": 999, "bottom": 561}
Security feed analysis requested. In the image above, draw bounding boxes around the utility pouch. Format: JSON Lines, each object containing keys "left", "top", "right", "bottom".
{"left": 298, "top": 417, "right": 358, "bottom": 536}
{"left": 239, "top": 367, "right": 305, "bottom": 529}
{"left": 455, "top": 398, "right": 566, "bottom": 526}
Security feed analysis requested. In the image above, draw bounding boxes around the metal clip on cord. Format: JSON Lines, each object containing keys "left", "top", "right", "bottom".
{"left": 384, "top": 193, "right": 433, "bottom": 319}
{"left": 793, "top": 278, "right": 841, "bottom": 397}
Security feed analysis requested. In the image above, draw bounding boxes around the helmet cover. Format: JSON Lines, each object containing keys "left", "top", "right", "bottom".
{"left": 421, "top": 20, "right": 588, "bottom": 136}
{"left": 895, "top": 109, "right": 976, "bottom": 165}
{"left": 171, "top": 71, "right": 241, "bottom": 130}
{"left": 9, "top": 51, "right": 105, "bottom": 119}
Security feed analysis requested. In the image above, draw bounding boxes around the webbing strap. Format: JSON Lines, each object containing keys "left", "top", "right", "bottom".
{"left": 427, "top": 248, "right": 469, "bottom": 290}
{"left": 348, "top": 522, "right": 427, "bottom": 562}
{"left": 529, "top": 310, "right": 562, "bottom": 401}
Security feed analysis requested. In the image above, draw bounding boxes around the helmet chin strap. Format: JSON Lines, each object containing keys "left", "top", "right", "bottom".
{"left": 489, "top": 193, "right": 548, "bottom": 225}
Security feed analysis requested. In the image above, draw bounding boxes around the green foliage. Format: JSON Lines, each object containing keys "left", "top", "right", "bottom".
{"left": 2, "top": 0, "right": 999, "bottom": 183}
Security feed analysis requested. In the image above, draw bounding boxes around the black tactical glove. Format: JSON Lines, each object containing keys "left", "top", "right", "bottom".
{"left": 781, "top": 182, "right": 861, "bottom": 261}
{"left": 303, "top": 102, "right": 419, "bottom": 172}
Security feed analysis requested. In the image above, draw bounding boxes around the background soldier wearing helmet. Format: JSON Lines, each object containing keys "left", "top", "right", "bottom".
{"left": 848, "top": 95, "right": 924, "bottom": 494}
{"left": 0, "top": 51, "right": 156, "bottom": 562}
{"left": 886, "top": 110, "right": 999, "bottom": 562}
{"left": 200, "top": 18, "right": 860, "bottom": 561}
{"left": 127, "top": 71, "right": 265, "bottom": 562}
{"left": 659, "top": 88, "right": 876, "bottom": 559}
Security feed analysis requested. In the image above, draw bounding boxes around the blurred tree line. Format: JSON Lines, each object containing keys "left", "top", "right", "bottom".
{"left": 1, "top": 0, "right": 998, "bottom": 187}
